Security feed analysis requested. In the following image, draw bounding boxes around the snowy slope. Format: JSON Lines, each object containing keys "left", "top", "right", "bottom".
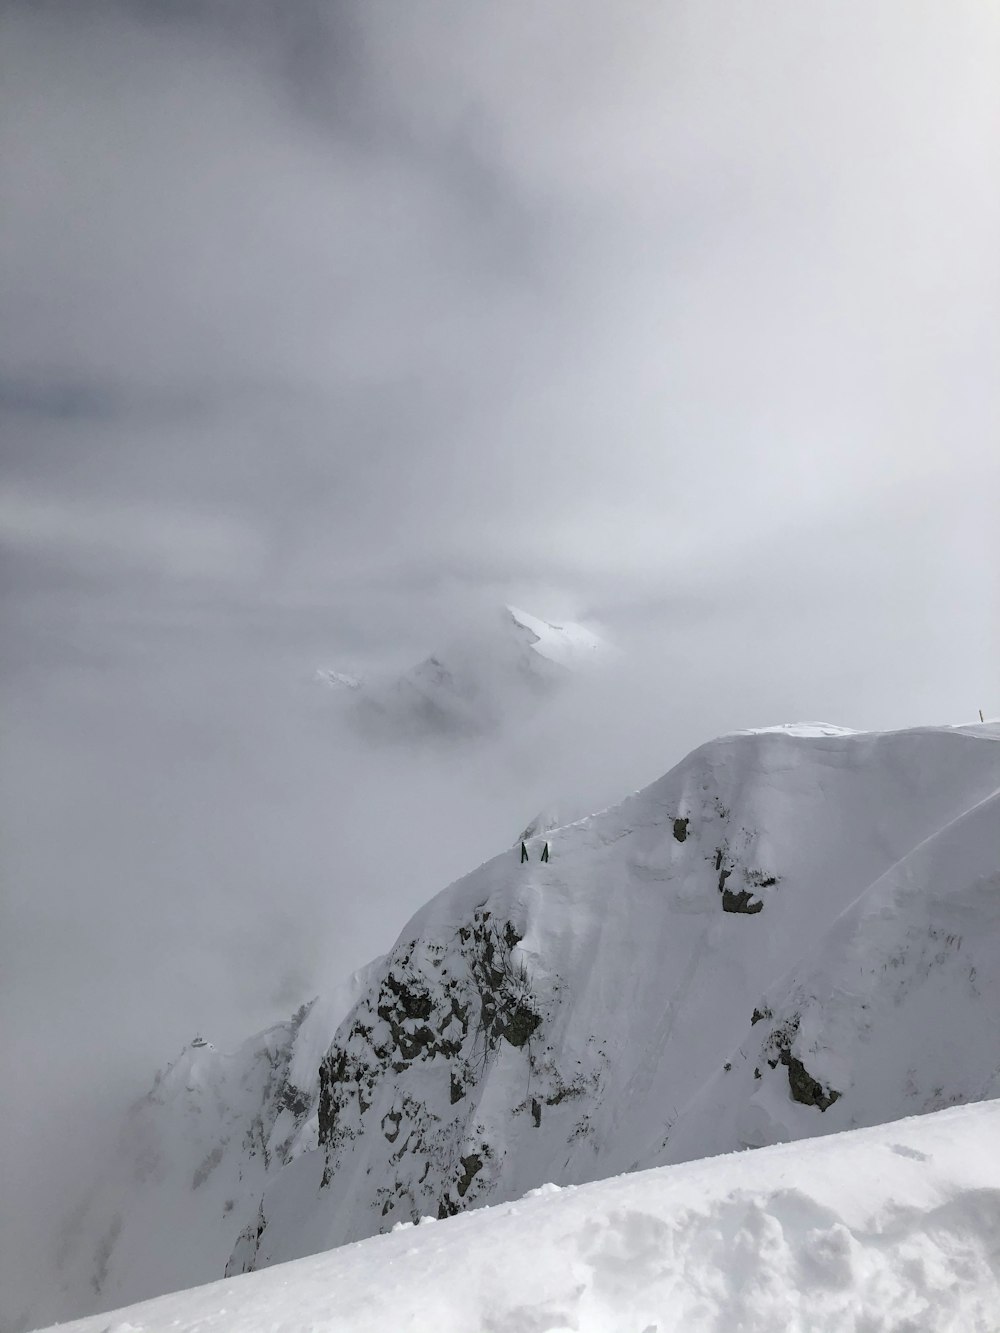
{"left": 319, "top": 605, "right": 612, "bottom": 739}
{"left": 226, "top": 722, "right": 1000, "bottom": 1275}
{"left": 659, "top": 782, "right": 1000, "bottom": 1168}
{"left": 23, "top": 966, "right": 379, "bottom": 1333}
{"left": 41, "top": 1099, "right": 1000, "bottom": 1333}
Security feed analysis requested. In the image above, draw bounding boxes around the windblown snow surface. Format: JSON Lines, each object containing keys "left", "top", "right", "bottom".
{"left": 22, "top": 722, "right": 1000, "bottom": 1331}
{"left": 39, "top": 1100, "right": 1000, "bottom": 1333}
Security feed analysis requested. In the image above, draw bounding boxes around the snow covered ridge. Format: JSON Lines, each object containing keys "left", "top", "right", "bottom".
{"left": 315, "top": 605, "right": 614, "bottom": 739}
{"left": 41, "top": 1100, "right": 1000, "bottom": 1333}
{"left": 25, "top": 721, "right": 999, "bottom": 1330}
{"left": 226, "top": 721, "right": 1000, "bottom": 1276}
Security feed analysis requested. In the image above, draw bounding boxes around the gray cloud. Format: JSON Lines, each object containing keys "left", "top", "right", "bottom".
{"left": 6, "top": 1, "right": 997, "bottom": 606}
{"left": 2, "top": 1, "right": 999, "bottom": 1324}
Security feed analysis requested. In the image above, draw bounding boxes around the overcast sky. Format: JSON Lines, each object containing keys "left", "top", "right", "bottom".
{"left": 2, "top": 1, "right": 999, "bottom": 1324}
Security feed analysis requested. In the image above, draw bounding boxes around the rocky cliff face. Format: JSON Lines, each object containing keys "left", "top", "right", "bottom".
{"left": 226, "top": 723, "right": 1000, "bottom": 1277}
{"left": 225, "top": 904, "right": 599, "bottom": 1273}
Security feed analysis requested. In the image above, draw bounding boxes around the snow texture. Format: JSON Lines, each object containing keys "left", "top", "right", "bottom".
{"left": 40, "top": 1099, "right": 1000, "bottom": 1333}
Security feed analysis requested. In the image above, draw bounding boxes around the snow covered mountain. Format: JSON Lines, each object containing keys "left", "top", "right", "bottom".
{"left": 225, "top": 721, "right": 1000, "bottom": 1277}
{"left": 40, "top": 1099, "right": 1000, "bottom": 1333}
{"left": 659, "top": 770, "right": 1000, "bottom": 1168}
{"left": 20, "top": 969, "right": 379, "bottom": 1333}
{"left": 317, "top": 605, "right": 611, "bottom": 739}
{"left": 26, "top": 721, "right": 999, "bottom": 1331}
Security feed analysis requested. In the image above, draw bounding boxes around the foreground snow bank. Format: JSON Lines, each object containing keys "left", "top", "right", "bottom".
{"left": 44, "top": 1100, "right": 1000, "bottom": 1333}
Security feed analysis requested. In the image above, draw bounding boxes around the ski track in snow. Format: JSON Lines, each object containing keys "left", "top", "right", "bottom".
{"left": 40, "top": 1100, "right": 1000, "bottom": 1333}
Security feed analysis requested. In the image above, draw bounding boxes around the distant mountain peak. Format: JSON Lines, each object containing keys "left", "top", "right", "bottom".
{"left": 503, "top": 605, "right": 608, "bottom": 669}
{"left": 317, "top": 606, "right": 614, "bottom": 741}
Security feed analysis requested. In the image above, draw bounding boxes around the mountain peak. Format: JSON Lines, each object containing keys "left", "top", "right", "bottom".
{"left": 503, "top": 605, "right": 608, "bottom": 669}
{"left": 225, "top": 723, "right": 1000, "bottom": 1275}
{"left": 318, "top": 606, "right": 613, "bottom": 740}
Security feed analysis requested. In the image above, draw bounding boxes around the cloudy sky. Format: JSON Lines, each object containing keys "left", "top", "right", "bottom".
{"left": 2, "top": 0, "right": 999, "bottom": 1322}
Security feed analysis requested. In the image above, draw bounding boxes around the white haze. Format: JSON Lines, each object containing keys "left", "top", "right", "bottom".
{"left": 1, "top": 1, "right": 999, "bottom": 1327}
